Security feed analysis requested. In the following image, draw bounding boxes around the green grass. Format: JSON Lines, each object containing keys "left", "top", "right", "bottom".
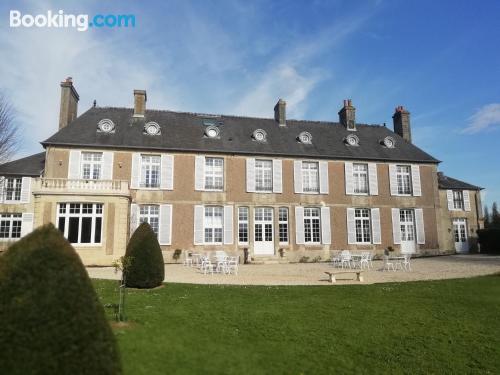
{"left": 94, "top": 275, "right": 500, "bottom": 374}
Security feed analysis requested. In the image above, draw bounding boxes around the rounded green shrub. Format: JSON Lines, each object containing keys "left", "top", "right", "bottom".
{"left": 0, "top": 224, "right": 122, "bottom": 375}
{"left": 124, "top": 222, "right": 165, "bottom": 288}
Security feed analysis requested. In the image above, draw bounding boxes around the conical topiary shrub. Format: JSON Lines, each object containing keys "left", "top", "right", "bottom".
{"left": 0, "top": 224, "right": 122, "bottom": 375}
{"left": 124, "top": 222, "right": 165, "bottom": 288}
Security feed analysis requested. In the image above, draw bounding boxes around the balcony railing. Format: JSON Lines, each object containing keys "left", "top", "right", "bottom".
{"left": 34, "top": 178, "right": 130, "bottom": 196}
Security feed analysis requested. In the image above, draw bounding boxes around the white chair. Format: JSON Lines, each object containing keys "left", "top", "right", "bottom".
{"left": 200, "top": 257, "right": 214, "bottom": 275}
{"left": 183, "top": 252, "right": 193, "bottom": 267}
{"left": 359, "top": 252, "right": 370, "bottom": 269}
{"left": 226, "top": 256, "right": 239, "bottom": 275}
{"left": 367, "top": 252, "right": 374, "bottom": 269}
{"left": 402, "top": 254, "right": 412, "bottom": 271}
{"left": 330, "top": 252, "right": 342, "bottom": 268}
{"left": 340, "top": 251, "right": 352, "bottom": 269}
{"left": 383, "top": 255, "right": 395, "bottom": 271}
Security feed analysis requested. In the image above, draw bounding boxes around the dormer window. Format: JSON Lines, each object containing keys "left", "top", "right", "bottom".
{"left": 253, "top": 129, "right": 267, "bottom": 143}
{"left": 97, "top": 119, "right": 115, "bottom": 133}
{"left": 298, "top": 131, "right": 312, "bottom": 144}
{"left": 205, "top": 125, "right": 220, "bottom": 139}
{"left": 144, "top": 122, "right": 161, "bottom": 136}
{"left": 383, "top": 136, "right": 395, "bottom": 148}
{"left": 345, "top": 134, "right": 359, "bottom": 146}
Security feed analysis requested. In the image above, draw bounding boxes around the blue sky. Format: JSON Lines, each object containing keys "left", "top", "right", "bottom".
{"left": 1, "top": 0, "right": 499, "bottom": 206}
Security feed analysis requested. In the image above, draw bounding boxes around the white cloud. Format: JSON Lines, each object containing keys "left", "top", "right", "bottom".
{"left": 462, "top": 103, "right": 500, "bottom": 134}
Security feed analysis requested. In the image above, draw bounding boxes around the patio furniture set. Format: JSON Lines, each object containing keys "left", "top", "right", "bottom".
{"left": 184, "top": 251, "right": 239, "bottom": 275}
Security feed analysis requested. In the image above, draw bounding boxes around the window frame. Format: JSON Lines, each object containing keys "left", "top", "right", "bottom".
{"left": 354, "top": 208, "right": 372, "bottom": 244}
{"left": 81, "top": 152, "right": 103, "bottom": 180}
{"left": 254, "top": 159, "right": 273, "bottom": 193}
{"left": 238, "top": 206, "right": 249, "bottom": 245}
{"left": 278, "top": 207, "right": 289, "bottom": 244}
{"left": 140, "top": 154, "right": 161, "bottom": 189}
{"left": 203, "top": 206, "right": 224, "bottom": 244}
{"left": 302, "top": 161, "right": 320, "bottom": 194}
{"left": 204, "top": 157, "right": 224, "bottom": 191}
{"left": 303, "top": 207, "right": 321, "bottom": 244}
{"left": 353, "top": 163, "right": 369, "bottom": 195}
{"left": 4, "top": 177, "right": 22, "bottom": 202}
{"left": 56, "top": 203, "right": 103, "bottom": 246}
{"left": 0, "top": 213, "right": 22, "bottom": 240}
{"left": 139, "top": 204, "right": 160, "bottom": 237}
{"left": 452, "top": 190, "right": 464, "bottom": 210}
{"left": 396, "top": 165, "right": 412, "bottom": 196}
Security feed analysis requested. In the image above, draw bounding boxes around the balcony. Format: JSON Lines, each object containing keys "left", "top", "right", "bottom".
{"left": 33, "top": 178, "right": 130, "bottom": 196}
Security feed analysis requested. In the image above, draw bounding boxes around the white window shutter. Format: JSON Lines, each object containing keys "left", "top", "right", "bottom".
{"left": 246, "top": 158, "right": 256, "bottom": 192}
{"left": 415, "top": 208, "right": 425, "bottom": 244}
{"left": 320, "top": 207, "right": 331, "bottom": 245}
{"left": 344, "top": 162, "right": 354, "bottom": 195}
{"left": 68, "top": 150, "right": 81, "bottom": 179}
{"left": 411, "top": 165, "right": 422, "bottom": 196}
{"left": 463, "top": 191, "right": 471, "bottom": 211}
{"left": 161, "top": 154, "right": 174, "bottom": 190}
{"left": 195, "top": 156, "right": 205, "bottom": 191}
{"left": 389, "top": 164, "right": 398, "bottom": 196}
{"left": 130, "top": 204, "right": 139, "bottom": 236}
{"left": 193, "top": 205, "right": 204, "bottom": 245}
{"left": 130, "top": 153, "right": 141, "bottom": 189}
{"left": 392, "top": 208, "right": 401, "bottom": 244}
{"left": 319, "top": 161, "right": 329, "bottom": 194}
{"left": 158, "top": 204, "right": 172, "bottom": 245}
{"left": 447, "top": 190, "right": 454, "bottom": 210}
{"left": 20, "top": 177, "right": 31, "bottom": 204}
{"left": 294, "top": 161, "right": 303, "bottom": 194}
{"left": 371, "top": 208, "right": 381, "bottom": 244}
{"left": 0, "top": 176, "right": 4, "bottom": 203}
{"left": 272, "top": 159, "right": 282, "bottom": 193}
{"left": 368, "top": 163, "right": 378, "bottom": 195}
{"left": 223, "top": 205, "right": 234, "bottom": 244}
{"left": 347, "top": 208, "right": 356, "bottom": 244}
{"left": 21, "top": 213, "right": 34, "bottom": 238}
{"left": 102, "top": 152, "right": 114, "bottom": 180}
{"left": 295, "top": 206, "right": 304, "bottom": 244}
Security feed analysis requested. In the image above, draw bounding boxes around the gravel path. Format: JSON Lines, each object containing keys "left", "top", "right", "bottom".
{"left": 87, "top": 254, "right": 500, "bottom": 285}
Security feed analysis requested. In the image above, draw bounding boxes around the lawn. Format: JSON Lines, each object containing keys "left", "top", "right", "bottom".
{"left": 94, "top": 275, "right": 500, "bottom": 374}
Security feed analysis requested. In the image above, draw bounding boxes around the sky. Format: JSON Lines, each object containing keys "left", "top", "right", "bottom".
{"left": 0, "top": 0, "right": 499, "bottom": 207}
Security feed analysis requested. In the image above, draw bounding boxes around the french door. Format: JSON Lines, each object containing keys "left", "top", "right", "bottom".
{"left": 453, "top": 219, "right": 469, "bottom": 253}
{"left": 400, "top": 209, "right": 416, "bottom": 254}
{"left": 254, "top": 207, "right": 274, "bottom": 255}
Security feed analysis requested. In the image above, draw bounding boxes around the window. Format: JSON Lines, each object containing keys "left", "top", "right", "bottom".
{"left": 57, "top": 203, "right": 103, "bottom": 245}
{"left": 141, "top": 155, "right": 161, "bottom": 188}
{"left": 354, "top": 209, "right": 371, "bottom": 243}
{"left": 396, "top": 165, "right": 412, "bottom": 195}
{"left": 205, "top": 157, "right": 224, "bottom": 190}
{"left": 238, "top": 207, "right": 249, "bottom": 244}
{"left": 302, "top": 162, "right": 319, "bottom": 193}
{"left": 204, "top": 206, "right": 223, "bottom": 244}
{"left": 400, "top": 209, "right": 415, "bottom": 241}
{"left": 0, "top": 213, "right": 22, "bottom": 239}
{"left": 279, "top": 207, "right": 289, "bottom": 243}
{"left": 298, "top": 131, "right": 312, "bottom": 144}
{"left": 139, "top": 205, "right": 159, "bottom": 236}
{"left": 453, "top": 191, "right": 464, "bottom": 210}
{"left": 304, "top": 208, "right": 320, "bottom": 243}
{"left": 353, "top": 163, "right": 369, "bottom": 194}
{"left": 255, "top": 159, "right": 273, "bottom": 192}
{"left": 81, "top": 152, "right": 103, "bottom": 180}
{"left": 4, "top": 178, "right": 22, "bottom": 201}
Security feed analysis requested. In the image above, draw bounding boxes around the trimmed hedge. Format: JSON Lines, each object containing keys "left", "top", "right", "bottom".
{"left": 0, "top": 224, "right": 122, "bottom": 375}
{"left": 124, "top": 222, "right": 165, "bottom": 288}
{"left": 478, "top": 229, "right": 500, "bottom": 254}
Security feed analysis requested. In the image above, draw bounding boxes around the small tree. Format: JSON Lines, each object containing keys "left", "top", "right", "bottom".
{"left": 112, "top": 256, "right": 133, "bottom": 322}
{"left": 124, "top": 222, "right": 165, "bottom": 288}
{"left": 492, "top": 202, "right": 500, "bottom": 229}
{"left": 0, "top": 224, "right": 122, "bottom": 374}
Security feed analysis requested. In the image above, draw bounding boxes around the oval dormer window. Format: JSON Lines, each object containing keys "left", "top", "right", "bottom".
{"left": 345, "top": 134, "right": 359, "bottom": 146}
{"left": 253, "top": 129, "right": 267, "bottom": 143}
{"left": 298, "top": 131, "right": 312, "bottom": 144}
{"left": 144, "top": 122, "right": 161, "bottom": 136}
{"left": 383, "top": 136, "right": 395, "bottom": 148}
{"left": 205, "top": 125, "right": 220, "bottom": 138}
{"left": 97, "top": 119, "right": 115, "bottom": 133}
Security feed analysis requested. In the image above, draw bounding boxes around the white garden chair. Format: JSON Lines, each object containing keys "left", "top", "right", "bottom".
{"left": 330, "top": 251, "right": 342, "bottom": 268}
{"left": 183, "top": 252, "right": 193, "bottom": 267}
{"left": 402, "top": 254, "right": 412, "bottom": 271}
{"left": 359, "top": 252, "right": 370, "bottom": 269}
{"left": 383, "top": 255, "right": 395, "bottom": 271}
{"left": 200, "top": 257, "right": 214, "bottom": 275}
{"left": 226, "top": 256, "right": 239, "bottom": 275}
{"left": 340, "top": 251, "right": 352, "bottom": 269}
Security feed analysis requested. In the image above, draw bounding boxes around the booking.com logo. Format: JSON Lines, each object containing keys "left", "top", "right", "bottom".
{"left": 9, "top": 10, "right": 135, "bottom": 31}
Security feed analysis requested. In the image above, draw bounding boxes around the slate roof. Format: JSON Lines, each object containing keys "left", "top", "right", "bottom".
{"left": 0, "top": 152, "right": 45, "bottom": 176}
{"left": 42, "top": 107, "right": 439, "bottom": 163}
{"left": 438, "top": 172, "right": 482, "bottom": 191}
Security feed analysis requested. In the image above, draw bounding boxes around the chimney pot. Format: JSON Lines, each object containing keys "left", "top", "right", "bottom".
{"left": 58, "top": 77, "right": 79, "bottom": 129}
{"left": 274, "top": 98, "right": 286, "bottom": 126}
{"left": 133, "top": 90, "right": 147, "bottom": 117}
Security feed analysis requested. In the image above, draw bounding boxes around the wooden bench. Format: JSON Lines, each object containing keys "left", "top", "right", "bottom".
{"left": 324, "top": 271, "right": 364, "bottom": 283}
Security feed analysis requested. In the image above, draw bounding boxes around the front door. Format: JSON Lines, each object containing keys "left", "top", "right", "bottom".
{"left": 453, "top": 219, "right": 469, "bottom": 253}
{"left": 400, "top": 209, "right": 416, "bottom": 254}
{"left": 254, "top": 207, "right": 274, "bottom": 255}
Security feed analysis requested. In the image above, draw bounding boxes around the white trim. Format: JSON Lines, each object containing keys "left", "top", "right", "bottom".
{"left": 194, "top": 156, "right": 205, "bottom": 191}
{"left": 371, "top": 208, "right": 381, "bottom": 244}
{"left": 68, "top": 150, "right": 81, "bottom": 179}
{"left": 389, "top": 164, "right": 398, "bottom": 196}
{"left": 463, "top": 190, "right": 471, "bottom": 211}
{"left": 101, "top": 151, "right": 114, "bottom": 180}
{"left": 411, "top": 165, "right": 422, "bottom": 196}
{"left": 392, "top": 208, "right": 401, "bottom": 244}
{"left": 415, "top": 208, "right": 425, "bottom": 244}
{"left": 320, "top": 207, "right": 331, "bottom": 245}
{"left": 246, "top": 158, "right": 256, "bottom": 193}
{"left": 158, "top": 204, "right": 172, "bottom": 245}
{"left": 223, "top": 205, "right": 233, "bottom": 244}
{"left": 272, "top": 159, "right": 282, "bottom": 193}
{"left": 447, "top": 190, "right": 454, "bottom": 211}
{"left": 161, "top": 154, "right": 174, "bottom": 190}
{"left": 319, "top": 161, "right": 329, "bottom": 194}
{"left": 294, "top": 206, "right": 304, "bottom": 244}
{"left": 193, "top": 205, "right": 204, "bottom": 245}
{"left": 347, "top": 208, "right": 356, "bottom": 245}
{"left": 130, "top": 153, "right": 141, "bottom": 189}
{"left": 368, "top": 163, "right": 378, "bottom": 195}
{"left": 345, "top": 162, "right": 354, "bottom": 195}
{"left": 20, "top": 177, "right": 31, "bottom": 204}
{"left": 56, "top": 203, "right": 103, "bottom": 245}
{"left": 294, "top": 160, "right": 303, "bottom": 193}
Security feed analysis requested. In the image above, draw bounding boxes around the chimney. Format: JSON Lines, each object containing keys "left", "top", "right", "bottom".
{"left": 274, "top": 98, "right": 286, "bottom": 126}
{"left": 393, "top": 105, "right": 411, "bottom": 143}
{"left": 58, "top": 77, "right": 79, "bottom": 129}
{"left": 338, "top": 99, "right": 356, "bottom": 131}
{"left": 133, "top": 90, "right": 147, "bottom": 117}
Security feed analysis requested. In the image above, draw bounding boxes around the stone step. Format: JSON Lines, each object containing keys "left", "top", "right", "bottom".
{"left": 250, "top": 256, "right": 287, "bottom": 264}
